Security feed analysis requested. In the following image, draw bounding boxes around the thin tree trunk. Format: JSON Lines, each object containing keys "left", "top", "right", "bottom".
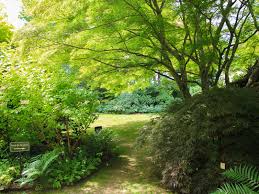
{"left": 180, "top": 83, "right": 192, "bottom": 99}
{"left": 200, "top": 68, "right": 210, "bottom": 92}
{"left": 225, "top": 66, "right": 230, "bottom": 86}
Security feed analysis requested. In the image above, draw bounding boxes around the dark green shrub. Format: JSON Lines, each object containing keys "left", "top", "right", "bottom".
{"left": 138, "top": 88, "right": 259, "bottom": 194}
{"left": 98, "top": 86, "right": 178, "bottom": 113}
{"left": 47, "top": 130, "right": 118, "bottom": 188}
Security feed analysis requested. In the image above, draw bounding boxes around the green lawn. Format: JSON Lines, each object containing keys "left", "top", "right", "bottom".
{"left": 7, "top": 114, "right": 170, "bottom": 194}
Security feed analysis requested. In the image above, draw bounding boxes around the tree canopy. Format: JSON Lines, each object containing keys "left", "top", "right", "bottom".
{"left": 0, "top": 5, "right": 13, "bottom": 43}
{"left": 16, "top": 0, "right": 259, "bottom": 98}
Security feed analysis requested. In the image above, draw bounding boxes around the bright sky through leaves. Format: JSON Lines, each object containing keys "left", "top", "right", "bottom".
{"left": 0, "top": 0, "right": 24, "bottom": 28}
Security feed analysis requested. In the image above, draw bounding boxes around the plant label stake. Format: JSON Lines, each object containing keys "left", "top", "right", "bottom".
{"left": 10, "top": 142, "right": 30, "bottom": 172}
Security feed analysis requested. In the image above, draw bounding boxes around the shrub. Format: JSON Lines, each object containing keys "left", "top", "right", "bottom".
{"left": 48, "top": 151, "right": 102, "bottom": 188}
{"left": 0, "top": 160, "right": 20, "bottom": 191}
{"left": 138, "top": 87, "right": 259, "bottom": 194}
{"left": 98, "top": 86, "right": 178, "bottom": 114}
{"left": 80, "top": 129, "right": 118, "bottom": 161}
{"left": 0, "top": 57, "right": 98, "bottom": 155}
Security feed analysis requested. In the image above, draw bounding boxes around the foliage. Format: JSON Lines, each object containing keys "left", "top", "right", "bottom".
{"left": 98, "top": 86, "right": 178, "bottom": 114}
{"left": 17, "top": 0, "right": 259, "bottom": 98}
{"left": 48, "top": 150, "right": 101, "bottom": 188}
{"left": 16, "top": 149, "right": 62, "bottom": 187}
{"left": 0, "top": 46, "right": 98, "bottom": 154}
{"left": 212, "top": 165, "right": 259, "bottom": 194}
{"left": 0, "top": 6, "right": 13, "bottom": 43}
{"left": 81, "top": 129, "right": 118, "bottom": 161}
{"left": 0, "top": 19, "right": 12, "bottom": 43}
{"left": 14, "top": 130, "right": 117, "bottom": 189}
{"left": 0, "top": 160, "right": 20, "bottom": 190}
{"left": 138, "top": 87, "right": 259, "bottom": 193}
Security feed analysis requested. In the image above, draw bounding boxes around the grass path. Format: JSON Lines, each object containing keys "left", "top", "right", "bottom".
{"left": 9, "top": 114, "right": 170, "bottom": 194}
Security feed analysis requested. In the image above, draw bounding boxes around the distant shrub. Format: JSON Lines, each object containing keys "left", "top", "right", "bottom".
{"left": 98, "top": 86, "right": 179, "bottom": 113}
{"left": 138, "top": 88, "right": 259, "bottom": 194}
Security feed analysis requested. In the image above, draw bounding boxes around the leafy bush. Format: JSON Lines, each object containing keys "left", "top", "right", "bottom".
{"left": 48, "top": 129, "right": 117, "bottom": 188}
{"left": 212, "top": 165, "right": 259, "bottom": 194}
{"left": 0, "top": 160, "right": 20, "bottom": 190}
{"left": 0, "top": 52, "right": 98, "bottom": 155}
{"left": 98, "top": 86, "right": 179, "bottom": 113}
{"left": 48, "top": 151, "right": 102, "bottom": 188}
{"left": 138, "top": 87, "right": 259, "bottom": 194}
{"left": 81, "top": 129, "right": 118, "bottom": 161}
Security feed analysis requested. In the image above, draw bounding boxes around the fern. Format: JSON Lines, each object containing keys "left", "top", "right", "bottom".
{"left": 213, "top": 183, "right": 258, "bottom": 194}
{"left": 16, "top": 149, "right": 62, "bottom": 186}
{"left": 212, "top": 165, "right": 259, "bottom": 194}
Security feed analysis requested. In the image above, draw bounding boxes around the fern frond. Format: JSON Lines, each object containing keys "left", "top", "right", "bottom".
{"left": 41, "top": 150, "right": 61, "bottom": 174}
{"left": 223, "top": 165, "right": 259, "bottom": 190}
{"left": 15, "top": 149, "right": 62, "bottom": 186}
{"left": 212, "top": 183, "right": 258, "bottom": 194}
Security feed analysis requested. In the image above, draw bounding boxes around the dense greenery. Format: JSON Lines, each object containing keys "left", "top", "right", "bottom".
{"left": 18, "top": 0, "right": 258, "bottom": 98}
{"left": 138, "top": 88, "right": 259, "bottom": 193}
{"left": 0, "top": 160, "right": 20, "bottom": 190}
{"left": 0, "top": 48, "right": 98, "bottom": 154}
{"left": 98, "top": 86, "right": 180, "bottom": 113}
{"left": 0, "top": 130, "right": 117, "bottom": 190}
{"left": 0, "top": 0, "right": 258, "bottom": 193}
{"left": 0, "top": 15, "right": 117, "bottom": 191}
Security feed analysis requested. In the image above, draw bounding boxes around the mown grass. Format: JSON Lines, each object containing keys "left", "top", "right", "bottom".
{"left": 7, "top": 114, "right": 171, "bottom": 194}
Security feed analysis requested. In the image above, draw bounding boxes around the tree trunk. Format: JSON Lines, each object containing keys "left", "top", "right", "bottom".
{"left": 200, "top": 68, "right": 210, "bottom": 92}
{"left": 225, "top": 66, "right": 230, "bottom": 86}
{"left": 179, "top": 81, "right": 191, "bottom": 99}
{"left": 168, "top": 67, "right": 191, "bottom": 99}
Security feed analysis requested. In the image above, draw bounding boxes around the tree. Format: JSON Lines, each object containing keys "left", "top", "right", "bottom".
{"left": 0, "top": 4, "right": 13, "bottom": 43}
{"left": 17, "top": 0, "right": 258, "bottom": 98}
